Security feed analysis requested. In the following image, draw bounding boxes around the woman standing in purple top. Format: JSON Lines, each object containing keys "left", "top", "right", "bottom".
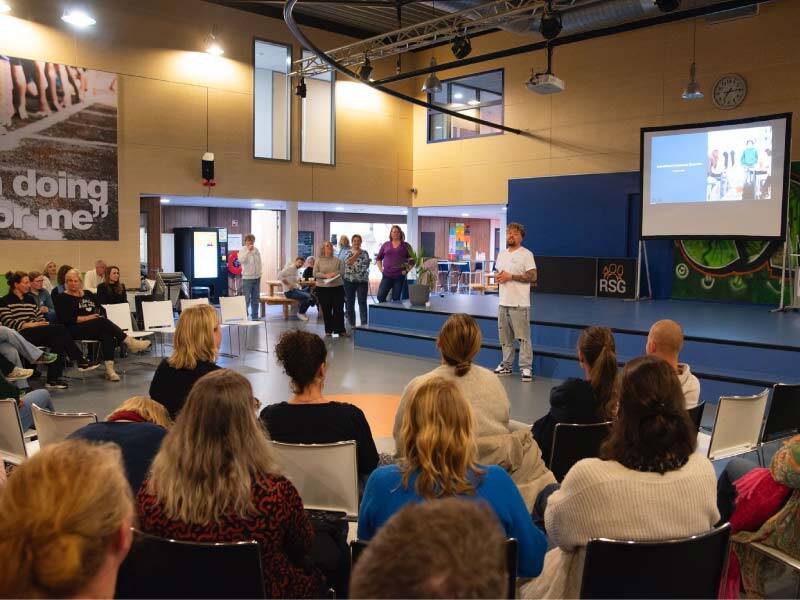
{"left": 376, "top": 225, "right": 413, "bottom": 303}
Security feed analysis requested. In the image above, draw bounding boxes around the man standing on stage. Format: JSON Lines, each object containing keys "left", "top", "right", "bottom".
{"left": 494, "top": 222, "right": 537, "bottom": 382}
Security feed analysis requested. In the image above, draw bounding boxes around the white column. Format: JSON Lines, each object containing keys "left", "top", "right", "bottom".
{"left": 284, "top": 201, "right": 298, "bottom": 265}
{"left": 406, "top": 207, "right": 419, "bottom": 251}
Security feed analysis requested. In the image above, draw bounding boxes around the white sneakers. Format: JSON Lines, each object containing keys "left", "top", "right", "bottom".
{"left": 297, "top": 313, "right": 309, "bottom": 322}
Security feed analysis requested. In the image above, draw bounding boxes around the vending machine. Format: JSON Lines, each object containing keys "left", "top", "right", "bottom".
{"left": 173, "top": 227, "right": 229, "bottom": 302}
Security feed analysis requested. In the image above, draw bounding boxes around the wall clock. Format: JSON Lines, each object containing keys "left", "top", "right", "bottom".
{"left": 712, "top": 74, "right": 747, "bottom": 110}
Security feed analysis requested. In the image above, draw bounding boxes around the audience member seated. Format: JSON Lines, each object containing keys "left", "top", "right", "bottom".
{"left": 96, "top": 265, "right": 127, "bottom": 305}
{"left": 0, "top": 440, "right": 134, "bottom": 598}
{"left": 302, "top": 256, "right": 315, "bottom": 281}
{"left": 42, "top": 260, "right": 58, "bottom": 293}
{"left": 394, "top": 313, "right": 555, "bottom": 509}
{"left": 522, "top": 355, "right": 719, "bottom": 599}
{"left": 532, "top": 326, "right": 618, "bottom": 466}
{"left": 69, "top": 396, "right": 172, "bottom": 493}
{"left": 0, "top": 352, "right": 53, "bottom": 430}
{"left": 261, "top": 330, "right": 379, "bottom": 481}
{"left": 149, "top": 304, "right": 221, "bottom": 419}
{"left": 137, "top": 369, "right": 326, "bottom": 598}
{"left": 646, "top": 319, "right": 700, "bottom": 408}
{"left": 350, "top": 498, "right": 509, "bottom": 599}
{"left": 717, "top": 435, "right": 800, "bottom": 598}
{"left": 358, "top": 377, "right": 547, "bottom": 579}
{"left": 278, "top": 256, "right": 313, "bottom": 321}
{"left": 83, "top": 259, "right": 106, "bottom": 293}
{"left": 54, "top": 269, "right": 150, "bottom": 382}
{"left": 0, "top": 324, "right": 57, "bottom": 391}
{"left": 51, "top": 264, "right": 72, "bottom": 297}
{"left": 0, "top": 270, "right": 97, "bottom": 389}
{"left": 28, "top": 270, "right": 57, "bottom": 323}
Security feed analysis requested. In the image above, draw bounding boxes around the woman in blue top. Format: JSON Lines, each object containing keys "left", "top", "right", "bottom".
{"left": 358, "top": 376, "right": 547, "bottom": 579}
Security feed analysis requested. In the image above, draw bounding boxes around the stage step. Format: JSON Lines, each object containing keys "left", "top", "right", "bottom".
{"left": 355, "top": 323, "right": 785, "bottom": 416}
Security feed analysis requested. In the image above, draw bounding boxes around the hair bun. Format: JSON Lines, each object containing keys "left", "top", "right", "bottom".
{"left": 33, "top": 532, "right": 86, "bottom": 588}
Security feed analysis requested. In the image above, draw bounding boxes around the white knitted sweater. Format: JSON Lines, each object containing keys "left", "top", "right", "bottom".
{"left": 393, "top": 364, "right": 511, "bottom": 443}
{"left": 521, "top": 453, "right": 720, "bottom": 599}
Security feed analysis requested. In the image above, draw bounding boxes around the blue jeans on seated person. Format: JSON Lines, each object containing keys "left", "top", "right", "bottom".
{"left": 377, "top": 275, "right": 406, "bottom": 303}
{"left": 284, "top": 289, "right": 312, "bottom": 314}
{"left": 17, "top": 389, "right": 55, "bottom": 431}
{"left": 242, "top": 278, "right": 261, "bottom": 320}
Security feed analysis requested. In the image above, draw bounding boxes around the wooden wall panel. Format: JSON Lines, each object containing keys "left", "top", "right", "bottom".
{"left": 161, "top": 206, "right": 209, "bottom": 233}
{"left": 140, "top": 197, "right": 162, "bottom": 276}
{"left": 209, "top": 208, "right": 251, "bottom": 236}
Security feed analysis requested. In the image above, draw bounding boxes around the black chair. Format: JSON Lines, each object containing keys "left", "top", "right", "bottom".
{"left": 115, "top": 528, "right": 266, "bottom": 599}
{"left": 687, "top": 400, "right": 706, "bottom": 432}
{"left": 579, "top": 523, "right": 731, "bottom": 599}
{"left": 350, "top": 537, "right": 518, "bottom": 599}
{"left": 549, "top": 422, "right": 613, "bottom": 482}
{"left": 759, "top": 383, "right": 800, "bottom": 464}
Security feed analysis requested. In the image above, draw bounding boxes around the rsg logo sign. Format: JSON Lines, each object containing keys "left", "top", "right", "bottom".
{"left": 599, "top": 263, "right": 626, "bottom": 294}
{"left": 596, "top": 258, "right": 636, "bottom": 299}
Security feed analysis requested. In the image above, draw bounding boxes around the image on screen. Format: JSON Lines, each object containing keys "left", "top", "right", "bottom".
{"left": 194, "top": 231, "right": 218, "bottom": 279}
{"left": 641, "top": 114, "right": 790, "bottom": 239}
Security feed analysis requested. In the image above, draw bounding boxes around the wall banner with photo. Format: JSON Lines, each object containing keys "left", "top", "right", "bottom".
{"left": 0, "top": 55, "right": 118, "bottom": 240}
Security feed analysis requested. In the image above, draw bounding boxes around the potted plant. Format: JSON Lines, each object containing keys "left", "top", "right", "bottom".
{"left": 408, "top": 246, "right": 436, "bottom": 306}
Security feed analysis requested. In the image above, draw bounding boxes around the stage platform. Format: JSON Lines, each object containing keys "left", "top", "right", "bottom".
{"left": 355, "top": 294, "right": 800, "bottom": 430}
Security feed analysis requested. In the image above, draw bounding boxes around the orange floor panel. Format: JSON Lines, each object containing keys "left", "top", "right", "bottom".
{"left": 328, "top": 394, "right": 400, "bottom": 438}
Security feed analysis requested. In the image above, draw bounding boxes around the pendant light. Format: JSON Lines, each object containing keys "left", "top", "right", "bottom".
{"left": 681, "top": 10, "right": 703, "bottom": 100}
{"left": 422, "top": 58, "right": 443, "bottom": 94}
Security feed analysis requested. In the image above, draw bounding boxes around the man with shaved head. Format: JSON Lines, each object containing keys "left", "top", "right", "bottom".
{"left": 646, "top": 319, "right": 700, "bottom": 408}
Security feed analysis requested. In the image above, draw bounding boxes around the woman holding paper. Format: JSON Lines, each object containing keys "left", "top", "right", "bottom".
{"left": 314, "top": 241, "right": 347, "bottom": 337}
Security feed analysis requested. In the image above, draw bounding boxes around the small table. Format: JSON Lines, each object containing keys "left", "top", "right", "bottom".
{"left": 266, "top": 280, "right": 283, "bottom": 296}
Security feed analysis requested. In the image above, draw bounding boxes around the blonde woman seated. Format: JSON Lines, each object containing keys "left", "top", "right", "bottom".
{"left": 522, "top": 356, "right": 719, "bottom": 599}
{"left": 138, "top": 369, "right": 326, "bottom": 598}
{"left": 149, "top": 304, "right": 221, "bottom": 419}
{"left": 359, "top": 376, "right": 547, "bottom": 579}
{"left": 0, "top": 440, "right": 134, "bottom": 598}
{"left": 70, "top": 396, "right": 172, "bottom": 492}
{"left": 394, "top": 313, "right": 556, "bottom": 509}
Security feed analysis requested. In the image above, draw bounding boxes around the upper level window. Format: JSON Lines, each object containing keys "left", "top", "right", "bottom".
{"left": 254, "top": 39, "right": 291, "bottom": 160}
{"left": 427, "top": 69, "right": 503, "bottom": 143}
{"left": 301, "top": 49, "right": 335, "bottom": 165}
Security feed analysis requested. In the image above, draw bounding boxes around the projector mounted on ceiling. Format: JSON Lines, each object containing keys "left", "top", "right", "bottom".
{"left": 526, "top": 44, "right": 564, "bottom": 95}
{"left": 526, "top": 72, "right": 565, "bottom": 94}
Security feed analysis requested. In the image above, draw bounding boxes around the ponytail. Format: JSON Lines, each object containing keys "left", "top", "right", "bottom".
{"left": 578, "top": 326, "right": 618, "bottom": 418}
{"left": 437, "top": 314, "right": 481, "bottom": 378}
{"left": 454, "top": 361, "right": 472, "bottom": 377}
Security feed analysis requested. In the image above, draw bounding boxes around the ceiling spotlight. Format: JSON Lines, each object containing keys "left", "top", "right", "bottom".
{"left": 539, "top": 2, "right": 562, "bottom": 40}
{"left": 254, "top": 202, "right": 265, "bottom": 208}
{"left": 0, "top": 2, "right": 11, "bottom": 14}
{"left": 681, "top": 61, "right": 704, "bottom": 100}
{"left": 461, "top": 213, "right": 470, "bottom": 217}
{"left": 467, "top": 99, "right": 480, "bottom": 106}
{"left": 358, "top": 55, "right": 373, "bottom": 82}
{"left": 422, "top": 58, "right": 443, "bottom": 94}
{"left": 655, "top": 0, "right": 682, "bottom": 12}
{"left": 160, "top": 198, "right": 171, "bottom": 204}
{"left": 61, "top": 8, "right": 96, "bottom": 28}
{"left": 205, "top": 28, "right": 224, "bottom": 56}
{"left": 335, "top": 206, "right": 344, "bottom": 211}
{"left": 295, "top": 77, "right": 307, "bottom": 98}
{"left": 451, "top": 34, "right": 471, "bottom": 60}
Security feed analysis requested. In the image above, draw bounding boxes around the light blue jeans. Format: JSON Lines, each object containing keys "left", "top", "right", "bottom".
{"left": 0, "top": 326, "right": 44, "bottom": 389}
{"left": 17, "top": 389, "right": 54, "bottom": 430}
{"left": 498, "top": 305, "right": 533, "bottom": 370}
{"left": 242, "top": 278, "right": 261, "bottom": 320}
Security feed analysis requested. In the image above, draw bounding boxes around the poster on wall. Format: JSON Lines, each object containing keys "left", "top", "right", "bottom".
{"left": 671, "top": 162, "right": 800, "bottom": 304}
{"left": 0, "top": 55, "right": 118, "bottom": 240}
{"left": 448, "top": 223, "right": 472, "bottom": 261}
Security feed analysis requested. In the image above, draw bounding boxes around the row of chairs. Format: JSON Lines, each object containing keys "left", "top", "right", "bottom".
{"left": 549, "top": 383, "right": 800, "bottom": 483}
{"left": 104, "top": 296, "right": 267, "bottom": 360}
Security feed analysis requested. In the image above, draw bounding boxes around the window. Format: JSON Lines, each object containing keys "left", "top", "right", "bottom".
{"left": 254, "top": 40, "right": 291, "bottom": 160}
{"left": 427, "top": 69, "right": 503, "bottom": 143}
{"left": 301, "top": 50, "right": 335, "bottom": 165}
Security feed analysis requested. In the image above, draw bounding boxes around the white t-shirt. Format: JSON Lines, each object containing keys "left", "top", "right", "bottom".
{"left": 495, "top": 246, "right": 536, "bottom": 307}
{"left": 278, "top": 261, "right": 300, "bottom": 292}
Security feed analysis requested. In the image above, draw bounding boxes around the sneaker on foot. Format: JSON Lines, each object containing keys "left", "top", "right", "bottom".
{"left": 297, "top": 313, "right": 309, "bottom": 322}
{"left": 7, "top": 367, "right": 34, "bottom": 381}
{"left": 494, "top": 364, "right": 512, "bottom": 376}
{"left": 521, "top": 368, "right": 533, "bottom": 382}
{"left": 34, "top": 352, "right": 58, "bottom": 365}
{"left": 45, "top": 378, "right": 69, "bottom": 390}
{"left": 77, "top": 357, "right": 101, "bottom": 371}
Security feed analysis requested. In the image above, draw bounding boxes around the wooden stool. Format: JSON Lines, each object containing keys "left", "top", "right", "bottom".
{"left": 259, "top": 295, "right": 299, "bottom": 320}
